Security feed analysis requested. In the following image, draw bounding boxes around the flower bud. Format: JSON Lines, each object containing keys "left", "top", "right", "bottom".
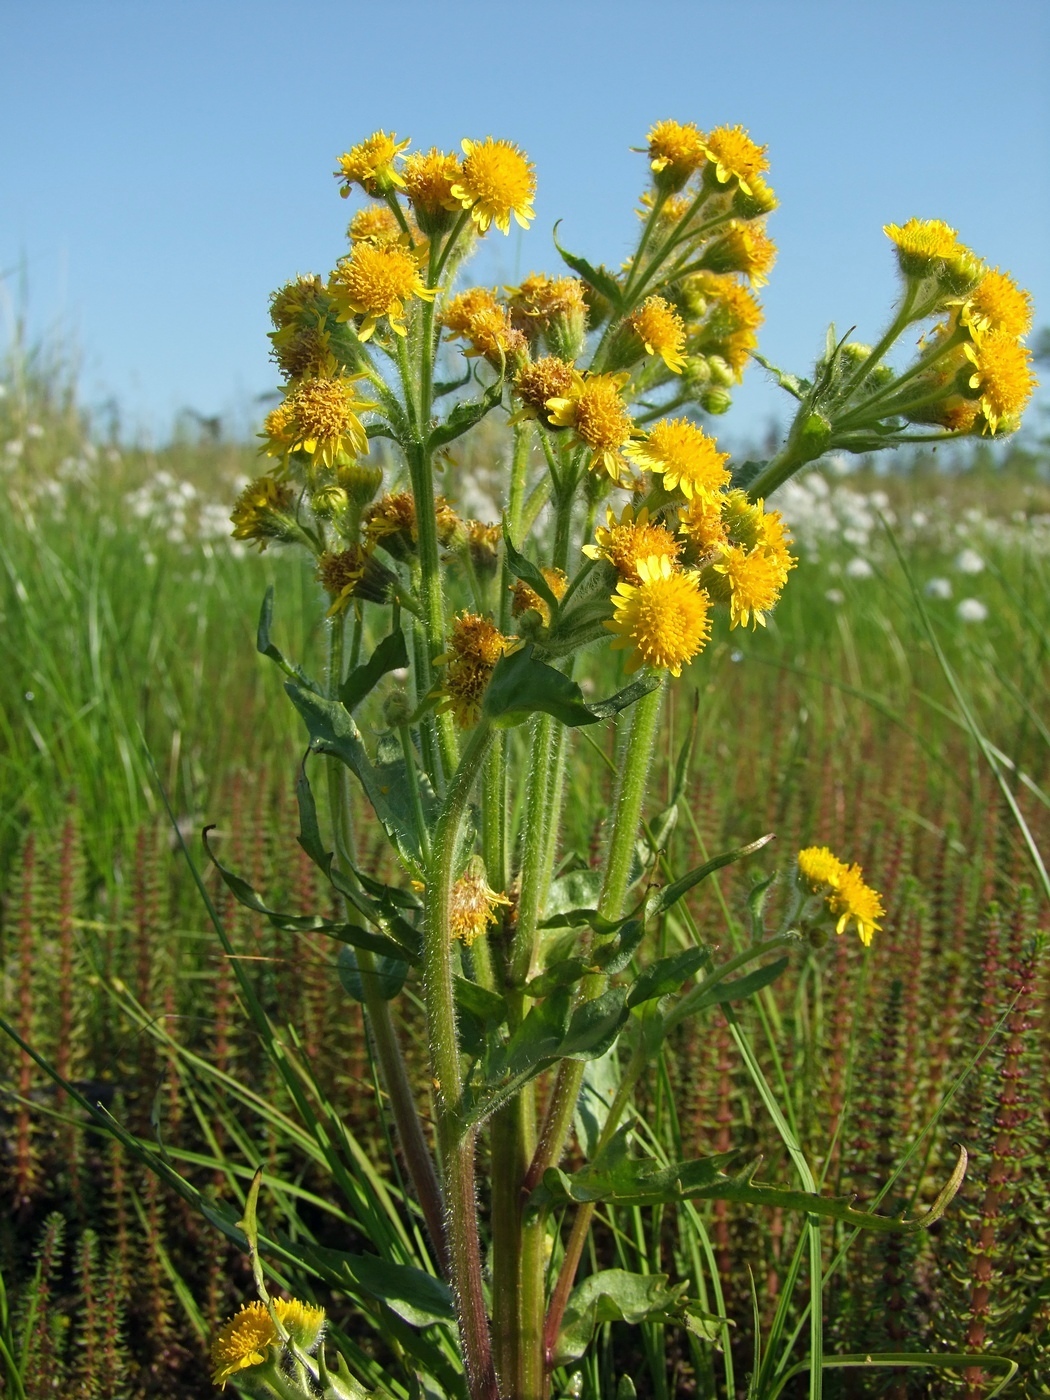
{"left": 338, "top": 459, "right": 383, "bottom": 507}
{"left": 706, "top": 355, "right": 735, "bottom": 387}
{"left": 383, "top": 689, "right": 414, "bottom": 727}
{"left": 311, "top": 485, "right": 350, "bottom": 519}
{"left": 700, "top": 387, "right": 732, "bottom": 415}
{"left": 732, "top": 175, "right": 778, "bottom": 219}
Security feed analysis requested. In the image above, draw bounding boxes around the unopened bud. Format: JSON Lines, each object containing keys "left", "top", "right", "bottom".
{"left": 383, "top": 689, "right": 414, "bottom": 727}
{"left": 706, "top": 355, "right": 735, "bottom": 387}
{"left": 312, "top": 485, "right": 350, "bottom": 519}
{"left": 338, "top": 459, "right": 383, "bottom": 506}
{"left": 700, "top": 387, "right": 732, "bottom": 415}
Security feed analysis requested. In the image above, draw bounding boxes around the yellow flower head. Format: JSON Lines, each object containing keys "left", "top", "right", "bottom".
{"left": 797, "top": 845, "right": 883, "bottom": 947}
{"left": 441, "top": 288, "right": 528, "bottom": 369}
{"left": 435, "top": 612, "right": 512, "bottom": 727}
{"left": 699, "top": 223, "right": 778, "bottom": 287}
{"left": 450, "top": 863, "right": 511, "bottom": 946}
{"left": 317, "top": 546, "right": 366, "bottom": 615}
{"left": 646, "top": 119, "right": 706, "bottom": 190}
{"left": 883, "top": 218, "right": 983, "bottom": 288}
{"left": 684, "top": 273, "right": 765, "bottom": 374}
{"left": 584, "top": 504, "right": 682, "bottom": 583}
{"left": 513, "top": 355, "right": 578, "bottom": 425}
{"left": 701, "top": 126, "right": 769, "bottom": 195}
{"left": 269, "top": 274, "right": 330, "bottom": 330}
{"left": 467, "top": 519, "right": 503, "bottom": 575}
{"left": 712, "top": 543, "right": 789, "bottom": 629}
{"left": 450, "top": 138, "right": 536, "bottom": 234}
{"left": 605, "top": 555, "right": 712, "bottom": 677}
{"left": 678, "top": 493, "right": 729, "bottom": 555}
{"left": 272, "top": 1297, "right": 326, "bottom": 1353}
{"left": 511, "top": 567, "right": 568, "bottom": 626}
{"left": 211, "top": 1302, "right": 278, "bottom": 1387}
{"left": 402, "top": 147, "right": 463, "bottom": 220}
{"left": 546, "top": 371, "right": 640, "bottom": 482}
{"left": 335, "top": 131, "right": 410, "bottom": 197}
{"left": 626, "top": 297, "right": 688, "bottom": 373}
{"left": 960, "top": 268, "right": 1034, "bottom": 340}
{"left": 260, "top": 398, "right": 299, "bottom": 457}
{"left": 348, "top": 204, "right": 405, "bottom": 245}
{"left": 270, "top": 320, "right": 335, "bottom": 382}
{"left": 283, "top": 375, "right": 371, "bottom": 467}
{"left": 733, "top": 174, "right": 779, "bottom": 220}
{"left": 963, "top": 330, "right": 1038, "bottom": 433}
{"left": 364, "top": 490, "right": 417, "bottom": 558}
{"left": 230, "top": 475, "right": 296, "bottom": 550}
{"left": 330, "top": 239, "right": 436, "bottom": 341}
{"left": 633, "top": 418, "right": 731, "bottom": 501}
{"left": 508, "top": 273, "right": 587, "bottom": 334}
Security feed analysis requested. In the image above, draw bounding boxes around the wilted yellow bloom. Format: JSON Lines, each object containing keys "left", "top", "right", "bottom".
{"left": 402, "top": 147, "right": 463, "bottom": 219}
{"left": 211, "top": 1302, "right": 278, "bottom": 1387}
{"left": 646, "top": 119, "right": 706, "bottom": 190}
{"left": 632, "top": 418, "right": 730, "bottom": 501}
{"left": 449, "top": 864, "right": 511, "bottom": 946}
{"left": 269, "top": 274, "right": 330, "bottom": 330}
{"left": 450, "top": 138, "right": 536, "bottom": 234}
{"left": 700, "top": 125, "right": 769, "bottom": 195}
{"left": 283, "top": 375, "right": 371, "bottom": 467}
{"left": 330, "top": 239, "right": 436, "bottom": 340}
{"left": 605, "top": 555, "right": 711, "bottom": 677}
{"left": 584, "top": 504, "right": 682, "bottom": 582}
{"left": 797, "top": 845, "right": 883, "bottom": 947}
{"left": 335, "top": 131, "right": 410, "bottom": 196}
{"left": 511, "top": 567, "right": 568, "bottom": 626}
{"left": 545, "top": 371, "right": 641, "bottom": 481}
{"left": 435, "top": 612, "right": 512, "bottom": 727}
{"left": 230, "top": 475, "right": 295, "bottom": 549}
{"left": 441, "top": 288, "right": 527, "bottom": 368}
{"left": 678, "top": 493, "right": 729, "bottom": 555}
{"left": 963, "top": 330, "right": 1037, "bottom": 433}
{"left": 699, "top": 223, "right": 778, "bottom": 286}
{"left": 626, "top": 297, "right": 688, "bottom": 373}
{"left": 348, "top": 204, "right": 405, "bottom": 244}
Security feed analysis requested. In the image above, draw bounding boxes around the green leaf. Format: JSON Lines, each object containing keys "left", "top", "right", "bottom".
{"left": 483, "top": 645, "right": 597, "bottom": 729}
{"left": 593, "top": 919, "right": 647, "bottom": 975}
{"left": 535, "top": 1151, "right": 949, "bottom": 1231}
{"left": 559, "top": 987, "right": 629, "bottom": 1060}
{"left": 454, "top": 977, "right": 507, "bottom": 1026}
{"left": 523, "top": 957, "right": 591, "bottom": 999}
{"left": 337, "top": 945, "right": 409, "bottom": 1001}
{"left": 501, "top": 528, "right": 562, "bottom": 616}
{"left": 432, "top": 365, "right": 473, "bottom": 399}
{"left": 428, "top": 375, "right": 504, "bottom": 450}
{"left": 201, "top": 827, "right": 416, "bottom": 963}
{"left": 256, "top": 586, "right": 322, "bottom": 693}
{"left": 648, "top": 834, "right": 775, "bottom": 917}
{"left": 339, "top": 629, "right": 409, "bottom": 713}
{"left": 552, "top": 222, "right": 624, "bottom": 310}
{"left": 553, "top": 1269, "right": 685, "bottom": 1367}
{"left": 544, "top": 868, "right": 603, "bottom": 919}
{"left": 688, "top": 957, "right": 789, "bottom": 1014}
{"left": 286, "top": 682, "right": 428, "bottom": 871}
{"left": 287, "top": 1242, "right": 454, "bottom": 1327}
{"left": 586, "top": 673, "right": 663, "bottom": 722}
{"left": 500, "top": 985, "right": 572, "bottom": 1077}
{"left": 627, "top": 947, "right": 708, "bottom": 1008}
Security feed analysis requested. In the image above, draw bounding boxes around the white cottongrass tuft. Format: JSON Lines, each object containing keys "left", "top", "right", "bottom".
{"left": 956, "top": 597, "right": 988, "bottom": 623}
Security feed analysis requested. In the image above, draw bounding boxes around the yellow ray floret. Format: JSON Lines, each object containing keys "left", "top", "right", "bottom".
{"left": 211, "top": 1303, "right": 278, "bottom": 1387}
{"left": 627, "top": 297, "right": 688, "bottom": 373}
{"left": 335, "top": 131, "right": 410, "bottom": 197}
{"left": 797, "top": 845, "right": 883, "bottom": 947}
{"left": 546, "top": 371, "right": 641, "bottom": 482}
{"left": 605, "top": 555, "right": 711, "bottom": 677}
{"left": 646, "top": 119, "right": 706, "bottom": 189}
{"left": 963, "top": 331, "right": 1037, "bottom": 433}
{"left": 329, "top": 239, "right": 436, "bottom": 340}
{"left": 632, "top": 418, "right": 730, "bottom": 501}
{"left": 450, "top": 138, "right": 536, "bottom": 234}
{"left": 713, "top": 543, "right": 788, "bottom": 629}
{"left": 268, "top": 376, "right": 371, "bottom": 469}
{"left": 700, "top": 125, "right": 769, "bottom": 195}
{"left": 584, "top": 504, "right": 682, "bottom": 582}
{"left": 959, "top": 268, "right": 1034, "bottom": 340}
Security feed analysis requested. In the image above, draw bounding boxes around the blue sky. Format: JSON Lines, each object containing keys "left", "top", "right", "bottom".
{"left": 2, "top": 0, "right": 1047, "bottom": 447}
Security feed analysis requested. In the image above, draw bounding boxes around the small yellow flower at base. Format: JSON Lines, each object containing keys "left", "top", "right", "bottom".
{"left": 335, "top": 131, "right": 410, "bottom": 197}
{"left": 646, "top": 119, "right": 706, "bottom": 191}
{"left": 211, "top": 1302, "right": 278, "bottom": 1387}
{"left": 700, "top": 126, "right": 769, "bottom": 195}
{"left": 626, "top": 297, "right": 688, "bottom": 373}
{"left": 546, "top": 372, "right": 641, "bottom": 483}
{"left": 963, "top": 331, "right": 1037, "bottom": 433}
{"left": 632, "top": 418, "right": 731, "bottom": 502}
{"left": 712, "top": 544, "right": 791, "bottom": 629}
{"left": 450, "top": 863, "right": 511, "bottom": 946}
{"left": 272, "top": 1297, "right": 326, "bottom": 1353}
{"left": 329, "top": 239, "right": 436, "bottom": 341}
{"left": 584, "top": 504, "right": 682, "bottom": 583}
{"left": 435, "top": 613, "right": 512, "bottom": 728}
{"left": 450, "top": 138, "right": 536, "bottom": 234}
{"left": 797, "top": 845, "right": 883, "bottom": 947}
{"left": 605, "top": 555, "right": 712, "bottom": 677}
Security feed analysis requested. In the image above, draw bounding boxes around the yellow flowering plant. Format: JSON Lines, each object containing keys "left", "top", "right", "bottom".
{"left": 195, "top": 123, "right": 1035, "bottom": 1400}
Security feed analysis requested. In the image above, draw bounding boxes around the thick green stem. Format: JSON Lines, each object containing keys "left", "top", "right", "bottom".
{"left": 481, "top": 738, "right": 507, "bottom": 891}
{"left": 424, "top": 723, "right": 498, "bottom": 1400}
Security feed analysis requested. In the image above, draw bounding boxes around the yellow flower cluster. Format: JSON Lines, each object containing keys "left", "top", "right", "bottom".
{"left": 211, "top": 1298, "right": 326, "bottom": 1388}
{"left": 797, "top": 846, "right": 884, "bottom": 947}
{"left": 883, "top": 220, "right": 1037, "bottom": 435}
{"left": 449, "top": 863, "right": 511, "bottom": 945}
{"left": 435, "top": 613, "right": 514, "bottom": 728}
